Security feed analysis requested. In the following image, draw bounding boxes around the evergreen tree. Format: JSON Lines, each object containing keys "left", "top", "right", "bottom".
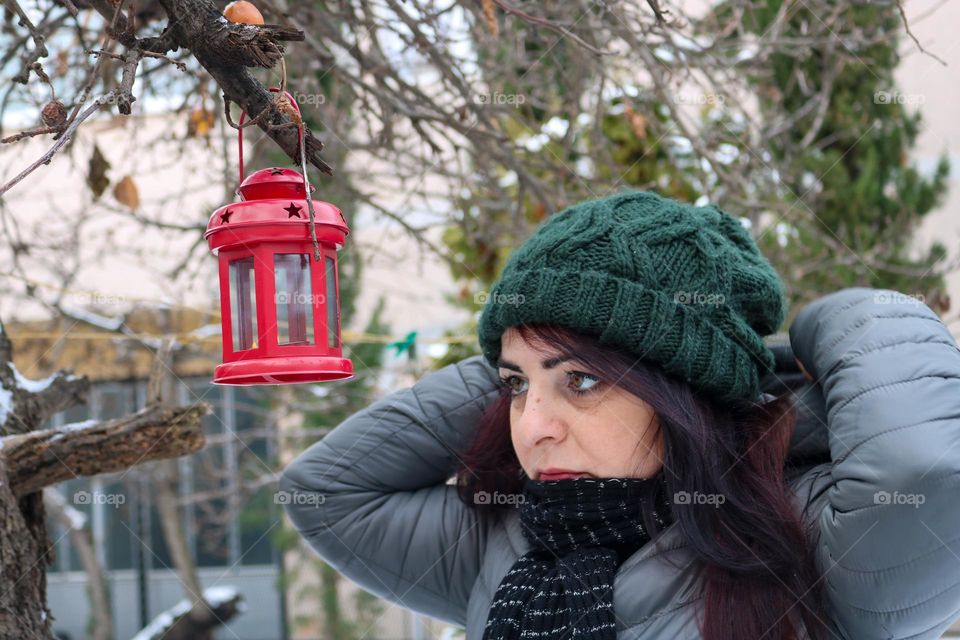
{"left": 711, "top": 1, "right": 951, "bottom": 316}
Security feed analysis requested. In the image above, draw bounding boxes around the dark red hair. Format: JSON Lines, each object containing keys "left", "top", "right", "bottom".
{"left": 454, "top": 323, "right": 831, "bottom": 640}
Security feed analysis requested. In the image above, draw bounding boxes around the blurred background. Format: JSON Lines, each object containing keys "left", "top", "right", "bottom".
{"left": 0, "top": 0, "right": 957, "bottom": 638}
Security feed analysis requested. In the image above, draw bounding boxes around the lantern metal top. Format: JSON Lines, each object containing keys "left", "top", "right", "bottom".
{"left": 236, "top": 166, "right": 315, "bottom": 201}
{"left": 204, "top": 167, "right": 349, "bottom": 254}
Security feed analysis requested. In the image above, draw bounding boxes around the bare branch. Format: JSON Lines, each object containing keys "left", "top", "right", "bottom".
{"left": 2, "top": 403, "right": 208, "bottom": 497}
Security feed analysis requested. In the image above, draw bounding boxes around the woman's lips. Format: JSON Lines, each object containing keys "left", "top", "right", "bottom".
{"left": 538, "top": 472, "right": 590, "bottom": 480}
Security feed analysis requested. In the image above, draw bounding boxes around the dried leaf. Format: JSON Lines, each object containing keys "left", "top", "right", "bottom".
{"left": 187, "top": 107, "right": 215, "bottom": 137}
{"left": 482, "top": 0, "right": 499, "bottom": 37}
{"left": 56, "top": 50, "right": 69, "bottom": 77}
{"left": 624, "top": 103, "right": 647, "bottom": 140}
{"left": 113, "top": 175, "right": 140, "bottom": 210}
{"left": 87, "top": 144, "right": 111, "bottom": 200}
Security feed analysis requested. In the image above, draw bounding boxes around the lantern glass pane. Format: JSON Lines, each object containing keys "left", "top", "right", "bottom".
{"left": 229, "top": 257, "right": 258, "bottom": 351}
{"left": 274, "top": 253, "right": 314, "bottom": 346}
{"left": 326, "top": 255, "right": 339, "bottom": 348}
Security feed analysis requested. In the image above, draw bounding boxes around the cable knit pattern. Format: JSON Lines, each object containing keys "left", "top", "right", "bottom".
{"left": 477, "top": 190, "right": 787, "bottom": 404}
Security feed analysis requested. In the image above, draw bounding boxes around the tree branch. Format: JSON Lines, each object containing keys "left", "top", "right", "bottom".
{"left": 2, "top": 403, "right": 208, "bottom": 498}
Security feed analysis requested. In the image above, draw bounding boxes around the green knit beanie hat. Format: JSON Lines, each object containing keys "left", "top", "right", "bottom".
{"left": 476, "top": 190, "right": 787, "bottom": 405}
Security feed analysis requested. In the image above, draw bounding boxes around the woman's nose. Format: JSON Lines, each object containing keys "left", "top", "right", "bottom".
{"left": 515, "top": 389, "right": 567, "bottom": 448}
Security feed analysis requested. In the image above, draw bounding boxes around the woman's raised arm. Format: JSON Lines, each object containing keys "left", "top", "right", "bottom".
{"left": 278, "top": 354, "right": 502, "bottom": 627}
{"left": 789, "top": 287, "right": 960, "bottom": 639}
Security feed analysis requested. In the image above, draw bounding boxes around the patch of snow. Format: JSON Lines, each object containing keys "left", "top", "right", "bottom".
{"left": 653, "top": 46, "right": 679, "bottom": 63}
{"left": 672, "top": 33, "right": 711, "bottom": 52}
{"left": 309, "top": 385, "right": 331, "bottom": 398}
{"left": 601, "top": 84, "right": 639, "bottom": 102}
{"left": 694, "top": 195, "right": 710, "bottom": 207}
{"left": 736, "top": 47, "right": 757, "bottom": 63}
{"left": 498, "top": 170, "right": 518, "bottom": 188}
{"left": 666, "top": 135, "right": 694, "bottom": 154}
{"left": 48, "top": 419, "right": 99, "bottom": 442}
{"left": 188, "top": 324, "right": 221, "bottom": 339}
{"left": 131, "top": 586, "right": 243, "bottom": 640}
{"left": 61, "top": 419, "right": 99, "bottom": 433}
{"left": 204, "top": 586, "right": 239, "bottom": 607}
{"left": 63, "top": 307, "right": 124, "bottom": 332}
{"left": 0, "top": 385, "right": 11, "bottom": 427}
{"left": 426, "top": 342, "right": 449, "bottom": 360}
{"left": 11, "top": 364, "right": 57, "bottom": 393}
{"left": 715, "top": 143, "right": 740, "bottom": 165}
{"left": 541, "top": 116, "right": 569, "bottom": 139}
{"left": 519, "top": 133, "right": 549, "bottom": 153}
{"left": 775, "top": 221, "right": 799, "bottom": 247}
{"left": 575, "top": 157, "right": 595, "bottom": 179}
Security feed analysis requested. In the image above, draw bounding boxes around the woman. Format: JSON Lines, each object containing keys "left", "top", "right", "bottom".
{"left": 280, "top": 190, "right": 960, "bottom": 639}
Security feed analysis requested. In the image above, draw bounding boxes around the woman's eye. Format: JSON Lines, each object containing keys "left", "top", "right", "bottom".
{"left": 498, "top": 375, "right": 528, "bottom": 396}
{"left": 568, "top": 371, "right": 600, "bottom": 395}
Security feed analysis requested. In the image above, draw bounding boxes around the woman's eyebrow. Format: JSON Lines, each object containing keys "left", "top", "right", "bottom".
{"left": 496, "top": 354, "right": 574, "bottom": 373}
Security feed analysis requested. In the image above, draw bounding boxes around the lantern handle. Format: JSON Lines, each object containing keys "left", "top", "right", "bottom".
{"left": 237, "top": 87, "right": 303, "bottom": 185}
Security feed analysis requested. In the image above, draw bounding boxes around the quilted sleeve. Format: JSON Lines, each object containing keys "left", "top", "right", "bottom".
{"left": 278, "top": 354, "right": 503, "bottom": 627}
{"left": 789, "top": 287, "right": 960, "bottom": 639}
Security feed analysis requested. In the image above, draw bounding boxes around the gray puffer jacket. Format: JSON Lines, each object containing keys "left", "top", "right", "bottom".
{"left": 279, "top": 287, "right": 960, "bottom": 639}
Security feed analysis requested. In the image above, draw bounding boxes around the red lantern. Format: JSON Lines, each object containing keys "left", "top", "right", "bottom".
{"left": 204, "top": 90, "right": 353, "bottom": 384}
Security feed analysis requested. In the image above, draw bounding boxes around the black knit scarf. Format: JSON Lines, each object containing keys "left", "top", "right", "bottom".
{"left": 482, "top": 469, "right": 674, "bottom": 640}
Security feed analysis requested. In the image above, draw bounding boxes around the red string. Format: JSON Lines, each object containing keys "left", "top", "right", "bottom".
{"left": 237, "top": 87, "right": 302, "bottom": 185}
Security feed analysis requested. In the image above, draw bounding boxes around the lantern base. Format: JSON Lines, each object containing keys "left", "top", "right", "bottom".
{"left": 213, "top": 356, "right": 354, "bottom": 385}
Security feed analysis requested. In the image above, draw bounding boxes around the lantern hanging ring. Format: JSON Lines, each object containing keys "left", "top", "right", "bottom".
{"left": 238, "top": 84, "right": 322, "bottom": 262}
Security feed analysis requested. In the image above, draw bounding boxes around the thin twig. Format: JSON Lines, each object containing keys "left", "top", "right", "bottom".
{"left": 486, "top": 0, "right": 616, "bottom": 56}
{"left": 299, "top": 122, "right": 323, "bottom": 262}
{"left": 895, "top": 0, "right": 947, "bottom": 66}
{"left": 1, "top": 126, "right": 63, "bottom": 144}
{"left": 0, "top": 91, "right": 116, "bottom": 197}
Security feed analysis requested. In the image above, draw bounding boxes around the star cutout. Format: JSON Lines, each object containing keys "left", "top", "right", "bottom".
{"left": 284, "top": 202, "right": 303, "bottom": 218}
{"left": 220, "top": 208, "right": 234, "bottom": 223}
{"left": 269, "top": 168, "right": 285, "bottom": 175}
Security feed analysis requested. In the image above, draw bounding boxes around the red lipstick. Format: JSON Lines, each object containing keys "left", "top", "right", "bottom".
{"left": 537, "top": 468, "right": 592, "bottom": 481}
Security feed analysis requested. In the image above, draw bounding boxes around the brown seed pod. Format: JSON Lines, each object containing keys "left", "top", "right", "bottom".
{"left": 41, "top": 100, "right": 67, "bottom": 127}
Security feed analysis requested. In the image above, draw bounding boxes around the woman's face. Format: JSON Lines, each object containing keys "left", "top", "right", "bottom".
{"left": 498, "top": 327, "right": 664, "bottom": 481}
